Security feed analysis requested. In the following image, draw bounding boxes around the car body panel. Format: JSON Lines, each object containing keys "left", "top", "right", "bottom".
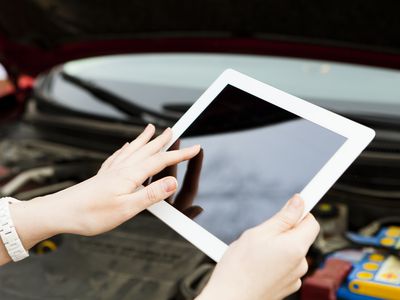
{"left": 1, "top": 0, "right": 400, "bottom": 76}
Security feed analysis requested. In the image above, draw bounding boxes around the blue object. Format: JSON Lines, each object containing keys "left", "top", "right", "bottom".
{"left": 346, "top": 226, "right": 400, "bottom": 250}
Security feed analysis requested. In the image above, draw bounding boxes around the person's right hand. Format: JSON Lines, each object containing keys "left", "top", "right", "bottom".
{"left": 196, "top": 195, "right": 320, "bottom": 300}
{"left": 6, "top": 125, "right": 200, "bottom": 261}
{"left": 150, "top": 139, "right": 204, "bottom": 219}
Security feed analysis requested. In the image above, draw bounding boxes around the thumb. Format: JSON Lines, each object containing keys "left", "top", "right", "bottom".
{"left": 260, "top": 194, "right": 304, "bottom": 234}
{"left": 123, "top": 176, "right": 178, "bottom": 215}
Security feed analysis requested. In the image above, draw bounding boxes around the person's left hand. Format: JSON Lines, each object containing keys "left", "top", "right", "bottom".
{"left": 9, "top": 124, "right": 201, "bottom": 252}
{"left": 196, "top": 195, "right": 319, "bottom": 300}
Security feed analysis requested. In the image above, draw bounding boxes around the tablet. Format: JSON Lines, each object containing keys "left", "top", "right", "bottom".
{"left": 147, "top": 69, "right": 375, "bottom": 262}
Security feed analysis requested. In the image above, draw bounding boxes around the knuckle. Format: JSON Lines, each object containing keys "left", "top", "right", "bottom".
{"left": 277, "top": 213, "right": 295, "bottom": 229}
{"left": 128, "top": 172, "right": 143, "bottom": 190}
{"left": 154, "top": 153, "right": 168, "bottom": 167}
{"left": 299, "top": 259, "right": 309, "bottom": 277}
{"left": 234, "top": 230, "right": 258, "bottom": 252}
{"left": 298, "top": 245, "right": 308, "bottom": 258}
{"left": 155, "top": 152, "right": 165, "bottom": 160}
{"left": 292, "top": 237, "right": 309, "bottom": 256}
{"left": 146, "top": 186, "right": 158, "bottom": 204}
{"left": 162, "top": 156, "right": 170, "bottom": 168}
{"left": 312, "top": 216, "right": 321, "bottom": 232}
{"left": 240, "top": 228, "right": 257, "bottom": 242}
{"left": 97, "top": 165, "right": 105, "bottom": 175}
{"left": 99, "top": 161, "right": 108, "bottom": 170}
{"left": 308, "top": 213, "right": 318, "bottom": 223}
{"left": 283, "top": 278, "right": 302, "bottom": 298}
{"left": 157, "top": 132, "right": 169, "bottom": 143}
{"left": 293, "top": 279, "right": 302, "bottom": 292}
{"left": 285, "top": 244, "right": 304, "bottom": 262}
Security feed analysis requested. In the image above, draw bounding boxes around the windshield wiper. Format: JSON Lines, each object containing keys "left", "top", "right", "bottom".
{"left": 60, "top": 71, "right": 179, "bottom": 125}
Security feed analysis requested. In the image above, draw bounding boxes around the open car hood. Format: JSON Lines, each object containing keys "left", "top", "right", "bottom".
{"left": 1, "top": 0, "right": 400, "bottom": 77}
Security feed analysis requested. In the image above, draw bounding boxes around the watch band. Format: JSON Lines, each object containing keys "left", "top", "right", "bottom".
{"left": 0, "top": 197, "right": 29, "bottom": 262}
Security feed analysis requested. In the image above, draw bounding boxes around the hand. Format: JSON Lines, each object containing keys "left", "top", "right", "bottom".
{"left": 151, "top": 140, "right": 204, "bottom": 219}
{"left": 197, "top": 195, "right": 320, "bottom": 300}
{"left": 54, "top": 124, "right": 200, "bottom": 236}
{"left": 7, "top": 125, "right": 200, "bottom": 255}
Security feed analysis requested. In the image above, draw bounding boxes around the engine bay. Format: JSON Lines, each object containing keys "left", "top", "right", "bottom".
{"left": 1, "top": 59, "right": 400, "bottom": 299}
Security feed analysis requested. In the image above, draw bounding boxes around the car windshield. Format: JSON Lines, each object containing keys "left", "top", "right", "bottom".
{"left": 40, "top": 53, "right": 400, "bottom": 122}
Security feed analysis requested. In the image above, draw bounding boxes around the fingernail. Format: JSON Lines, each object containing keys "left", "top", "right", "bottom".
{"left": 146, "top": 124, "right": 153, "bottom": 130}
{"left": 163, "top": 177, "right": 177, "bottom": 192}
{"left": 287, "top": 195, "right": 303, "bottom": 211}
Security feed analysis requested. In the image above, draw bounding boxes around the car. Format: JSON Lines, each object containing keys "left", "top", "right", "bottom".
{"left": 0, "top": 1, "right": 400, "bottom": 299}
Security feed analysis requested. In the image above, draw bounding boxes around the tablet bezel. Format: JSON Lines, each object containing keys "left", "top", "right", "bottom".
{"left": 147, "top": 69, "right": 375, "bottom": 262}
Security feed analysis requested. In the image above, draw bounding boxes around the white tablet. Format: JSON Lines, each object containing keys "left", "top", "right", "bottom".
{"left": 147, "top": 69, "right": 375, "bottom": 262}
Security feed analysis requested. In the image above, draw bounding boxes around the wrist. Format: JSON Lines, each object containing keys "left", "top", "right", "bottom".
{"left": 38, "top": 180, "right": 94, "bottom": 236}
{"left": 8, "top": 196, "right": 62, "bottom": 251}
{"left": 33, "top": 189, "right": 84, "bottom": 236}
{"left": 6, "top": 182, "right": 91, "bottom": 255}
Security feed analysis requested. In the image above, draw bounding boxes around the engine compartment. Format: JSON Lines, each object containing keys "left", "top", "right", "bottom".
{"left": 1, "top": 58, "right": 400, "bottom": 299}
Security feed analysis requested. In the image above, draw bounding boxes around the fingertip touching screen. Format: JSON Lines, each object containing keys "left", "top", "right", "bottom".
{"left": 165, "top": 85, "right": 347, "bottom": 244}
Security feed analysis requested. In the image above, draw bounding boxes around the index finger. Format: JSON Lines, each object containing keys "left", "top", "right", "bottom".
{"left": 152, "top": 139, "right": 180, "bottom": 183}
{"left": 126, "top": 145, "right": 201, "bottom": 188}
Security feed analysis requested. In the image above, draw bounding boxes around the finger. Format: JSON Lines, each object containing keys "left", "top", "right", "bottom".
{"left": 286, "top": 279, "right": 302, "bottom": 297}
{"left": 151, "top": 139, "right": 180, "bottom": 184}
{"left": 151, "top": 139, "right": 180, "bottom": 203}
{"left": 112, "top": 124, "right": 156, "bottom": 165}
{"left": 98, "top": 142, "right": 128, "bottom": 172}
{"left": 258, "top": 194, "right": 304, "bottom": 235}
{"left": 127, "top": 145, "right": 201, "bottom": 188}
{"left": 297, "top": 258, "right": 309, "bottom": 278}
{"left": 123, "top": 176, "right": 178, "bottom": 212}
{"left": 125, "top": 127, "right": 173, "bottom": 164}
{"left": 182, "top": 206, "right": 203, "bottom": 219}
{"left": 174, "top": 148, "right": 204, "bottom": 210}
{"left": 288, "top": 213, "right": 320, "bottom": 247}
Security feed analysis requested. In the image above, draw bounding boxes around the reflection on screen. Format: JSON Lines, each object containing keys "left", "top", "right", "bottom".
{"left": 169, "top": 85, "right": 346, "bottom": 244}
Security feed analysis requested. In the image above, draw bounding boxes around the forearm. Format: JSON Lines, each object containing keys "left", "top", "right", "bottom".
{"left": 0, "top": 194, "right": 72, "bottom": 266}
